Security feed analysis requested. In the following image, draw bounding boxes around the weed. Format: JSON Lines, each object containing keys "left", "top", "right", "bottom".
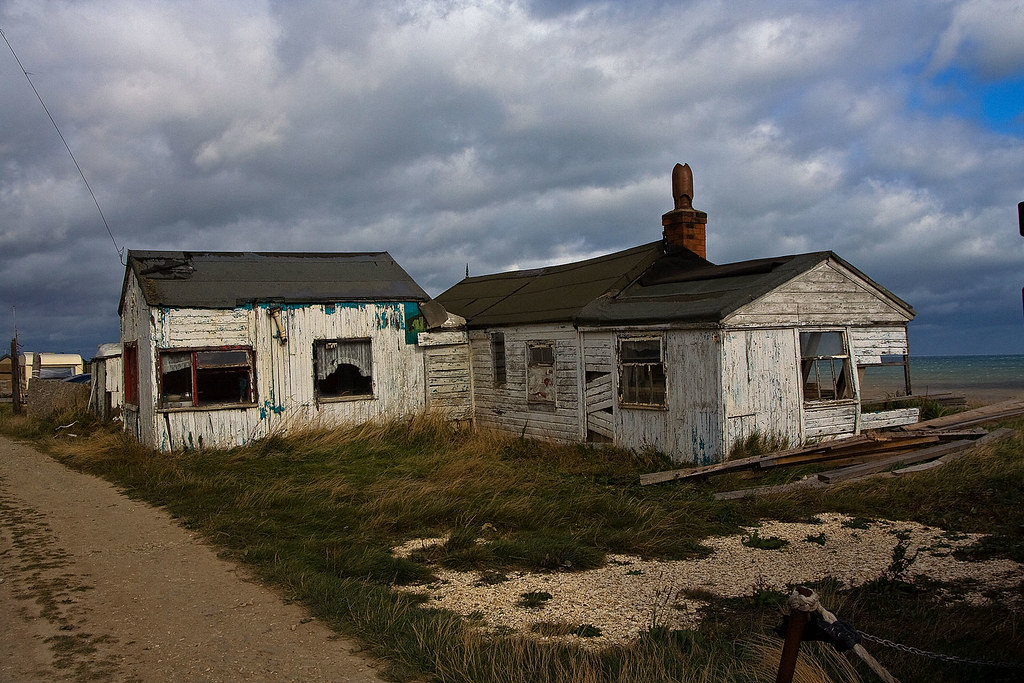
{"left": 741, "top": 530, "right": 789, "bottom": 550}
{"left": 727, "top": 430, "right": 790, "bottom": 460}
{"left": 882, "top": 538, "right": 920, "bottom": 583}
{"left": 804, "top": 532, "right": 827, "bottom": 545}
{"left": 474, "top": 570, "right": 508, "bottom": 586}
{"left": 517, "top": 591, "right": 552, "bottom": 609}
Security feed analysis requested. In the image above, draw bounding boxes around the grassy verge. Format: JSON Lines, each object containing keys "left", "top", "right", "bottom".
{"left": 2, "top": 405, "right": 1022, "bottom": 682}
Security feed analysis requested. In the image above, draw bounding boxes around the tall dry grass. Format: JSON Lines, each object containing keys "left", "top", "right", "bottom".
{"left": 4, "top": 406, "right": 1022, "bottom": 682}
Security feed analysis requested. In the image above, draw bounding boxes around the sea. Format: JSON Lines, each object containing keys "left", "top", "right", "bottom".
{"left": 861, "top": 355, "right": 1024, "bottom": 402}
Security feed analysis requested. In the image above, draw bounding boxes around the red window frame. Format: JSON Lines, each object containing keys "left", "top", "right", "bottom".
{"left": 157, "top": 346, "right": 256, "bottom": 409}
{"left": 123, "top": 342, "right": 139, "bottom": 406}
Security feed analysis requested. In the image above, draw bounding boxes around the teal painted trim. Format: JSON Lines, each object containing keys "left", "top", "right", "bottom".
{"left": 403, "top": 302, "right": 426, "bottom": 344}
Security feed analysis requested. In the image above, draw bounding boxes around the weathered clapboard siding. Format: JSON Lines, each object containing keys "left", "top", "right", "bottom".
{"left": 861, "top": 407, "right": 920, "bottom": 430}
{"left": 423, "top": 340, "right": 472, "bottom": 419}
{"left": 803, "top": 402, "right": 859, "bottom": 439}
{"left": 469, "top": 324, "right": 582, "bottom": 442}
{"left": 615, "top": 329, "right": 722, "bottom": 464}
{"left": 120, "top": 269, "right": 150, "bottom": 443}
{"left": 849, "top": 327, "right": 908, "bottom": 365}
{"left": 580, "top": 332, "right": 616, "bottom": 441}
{"left": 721, "top": 328, "right": 802, "bottom": 452}
{"left": 127, "top": 290, "right": 435, "bottom": 449}
{"left": 725, "top": 262, "right": 909, "bottom": 327}
{"left": 154, "top": 308, "right": 251, "bottom": 346}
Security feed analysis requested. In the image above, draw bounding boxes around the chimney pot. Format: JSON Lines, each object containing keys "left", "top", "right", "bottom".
{"left": 662, "top": 163, "right": 707, "bottom": 259}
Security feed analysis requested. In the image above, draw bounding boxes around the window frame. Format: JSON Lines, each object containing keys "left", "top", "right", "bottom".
{"left": 313, "top": 338, "right": 375, "bottom": 403}
{"left": 156, "top": 345, "right": 256, "bottom": 410}
{"left": 799, "top": 330, "right": 854, "bottom": 403}
{"left": 123, "top": 341, "right": 139, "bottom": 407}
{"left": 526, "top": 340, "right": 556, "bottom": 406}
{"left": 490, "top": 332, "right": 507, "bottom": 387}
{"left": 617, "top": 335, "right": 667, "bottom": 409}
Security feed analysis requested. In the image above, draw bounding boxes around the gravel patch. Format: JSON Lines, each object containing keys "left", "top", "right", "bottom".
{"left": 393, "top": 513, "right": 1023, "bottom": 645}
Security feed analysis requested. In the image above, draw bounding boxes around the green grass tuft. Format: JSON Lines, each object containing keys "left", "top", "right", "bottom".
{"left": 4, "top": 405, "right": 1023, "bottom": 682}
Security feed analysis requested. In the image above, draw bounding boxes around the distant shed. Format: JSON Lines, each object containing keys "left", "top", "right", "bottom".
{"left": 119, "top": 250, "right": 468, "bottom": 451}
{"left": 89, "top": 342, "right": 123, "bottom": 421}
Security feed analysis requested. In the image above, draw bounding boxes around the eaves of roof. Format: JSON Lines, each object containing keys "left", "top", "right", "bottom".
{"left": 435, "top": 242, "right": 665, "bottom": 327}
{"left": 120, "top": 250, "right": 430, "bottom": 312}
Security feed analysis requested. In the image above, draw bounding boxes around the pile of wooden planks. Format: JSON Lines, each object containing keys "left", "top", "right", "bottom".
{"left": 639, "top": 397, "right": 1024, "bottom": 498}
{"left": 902, "top": 397, "right": 1024, "bottom": 431}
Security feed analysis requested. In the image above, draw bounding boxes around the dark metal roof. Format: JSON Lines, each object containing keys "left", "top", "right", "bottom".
{"left": 437, "top": 244, "right": 915, "bottom": 328}
{"left": 121, "top": 250, "right": 430, "bottom": 311}
{"left": 434, "top": 242, "right": 666, "bottom": 327}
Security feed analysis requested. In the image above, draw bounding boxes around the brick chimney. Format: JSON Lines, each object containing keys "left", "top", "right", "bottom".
{"left": 662, "top": 163, "right": 707, "bottom": 258}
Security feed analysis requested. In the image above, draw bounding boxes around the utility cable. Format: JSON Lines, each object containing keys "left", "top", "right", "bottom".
{"left": 1, "top": 27, "right": 125, "bottom": 265}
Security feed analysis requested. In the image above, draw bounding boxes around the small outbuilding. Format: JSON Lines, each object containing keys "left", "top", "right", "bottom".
{"left": 436, "top": 164, "right": 917, "bottom": 464}
{"left": 0, "top": 354, "right": 12, "bottom": 398}
{"left": 89, "top": 342, "right": 123, "bottom": 421}
{"left": 119, "top": 250, "right": 469, "bottom": 451}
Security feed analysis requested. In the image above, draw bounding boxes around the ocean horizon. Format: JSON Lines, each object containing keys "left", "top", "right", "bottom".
{"left": 863, "top": 354, "right": 1024, "bottom": 399}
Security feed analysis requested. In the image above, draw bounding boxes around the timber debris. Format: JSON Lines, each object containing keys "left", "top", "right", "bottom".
{"left": 640, "top": 398, "right": 1024, "bottom": 497}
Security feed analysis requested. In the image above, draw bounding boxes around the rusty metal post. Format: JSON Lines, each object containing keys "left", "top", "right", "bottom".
{"left": 776, "top": 586, "right": 815, "bottom": 683}
{"left": 10, "top": 338, "right": 23, "bottom": 414}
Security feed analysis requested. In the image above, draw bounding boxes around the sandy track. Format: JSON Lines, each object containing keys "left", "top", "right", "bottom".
{"left": 0, "top": 435, "right": 384, "bottom": 682}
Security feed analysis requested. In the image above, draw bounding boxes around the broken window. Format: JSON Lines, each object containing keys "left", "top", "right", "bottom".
{"left": 800, "top": 331, "right": 852, "bottom": 402}
{"left": 158, "top": 347, "right": 255, "bottom": 409}
{"left": 618, "top": 337, "right": 666, "bottom": 407}
{"left": 859, "top": 354, "right": 913, "bottom": 408}
{"left": 527, "top": 341, "right": 555, "bottom": 405}
{"left": 491, "top": 332, "right": 507, "bottom": 386}
{"left": 314, "top": 339, "right": 373, "bottom": 400}
{"left": 123, "top": 342, "right": 139, "bottom": 406}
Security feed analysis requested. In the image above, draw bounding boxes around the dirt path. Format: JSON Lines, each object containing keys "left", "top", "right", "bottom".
{"left": 0, "top": 435, "right": 384, "bottom": 682}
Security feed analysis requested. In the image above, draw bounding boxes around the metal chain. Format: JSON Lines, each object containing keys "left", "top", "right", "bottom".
{"left": 858, "top": 630, "right": 1024, "bottom": 670}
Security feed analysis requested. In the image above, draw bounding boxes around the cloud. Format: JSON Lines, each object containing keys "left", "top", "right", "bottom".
{"left": 930, "top": 0, "right": 1024, "bottom": 78}
{"left": 0, "top": 0, "right": 1022, "bottom": 357}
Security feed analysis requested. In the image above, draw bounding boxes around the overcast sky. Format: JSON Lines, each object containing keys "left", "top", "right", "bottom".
{"left": 2, "top": 0, "right": 1023, "bottom": 358}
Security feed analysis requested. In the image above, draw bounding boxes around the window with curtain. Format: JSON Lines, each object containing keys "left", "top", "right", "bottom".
{"left": 314, "top": 339, "right": 373, "bottom": 400}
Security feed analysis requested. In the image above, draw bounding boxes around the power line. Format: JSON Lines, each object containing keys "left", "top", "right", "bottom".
{"left": 1, "top": 27, "right": 125, "bottom": 265}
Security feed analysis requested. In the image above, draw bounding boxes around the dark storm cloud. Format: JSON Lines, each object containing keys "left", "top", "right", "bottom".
{"left": 1, "top": 0, "right": 1022, "bottom": 358}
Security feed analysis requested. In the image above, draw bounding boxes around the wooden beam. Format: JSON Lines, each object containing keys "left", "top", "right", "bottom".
{"left": 817, "top": 440, "right": 974, "bottom": 483}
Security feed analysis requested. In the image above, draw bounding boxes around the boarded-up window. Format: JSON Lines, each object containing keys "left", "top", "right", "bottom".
{"left": 314, "top": 339, "right": 373, "bottom": 400}
{"left": 527, "top": 341, "right": 555, "bottom": 405}
{"left": 800, "top": 331, "right": 852, "bottom": 402}
{"left": 491, "top": 332, "right": 506, "bottom": 386}
{"left": 123, "top": 342, "right": 139, "bottom": 406}
{"left": 618, "top": 337, "right": 666, "bottom": 407}
{"left": 158, "top": 347, "right": 255, "bottom": 408}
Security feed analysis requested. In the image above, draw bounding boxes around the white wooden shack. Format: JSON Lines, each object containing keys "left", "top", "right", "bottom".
{"left": 436, "top": 164, "right": 917, "bottom": 464}
{"left": 89, "top": 342, "right": 123, "bottom": 421}
{"left": 119, "top": 251, "right": 469, "bottom": 451}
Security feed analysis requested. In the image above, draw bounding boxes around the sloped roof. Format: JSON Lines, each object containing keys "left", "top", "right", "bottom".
{"left": 434, "top": 242, "right": 665, "bottom": 327}
{"left": 437, "top": 244, "right": 915, "bottom": 328}
{"left": 120, "top": 250, "right": 430, "bottom": 312}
